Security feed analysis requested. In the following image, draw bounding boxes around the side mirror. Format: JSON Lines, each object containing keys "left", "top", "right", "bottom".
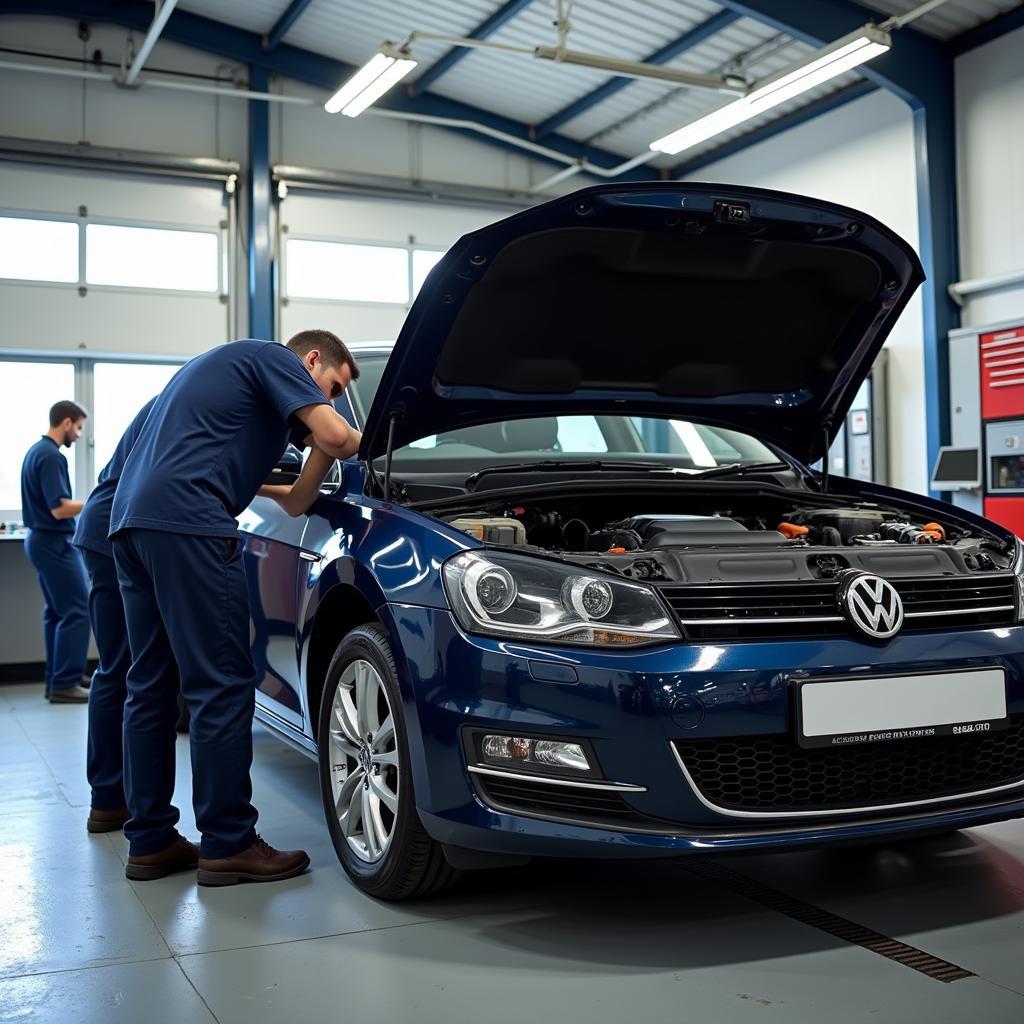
{"left": 265, "top": 445, "right": 303, "bottom": 485}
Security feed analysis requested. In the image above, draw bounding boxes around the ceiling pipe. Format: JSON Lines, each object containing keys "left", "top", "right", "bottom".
{"left": 948, "top": 269, "right": 1024, "bottom": 307}
{"left": 0, "top": 59, "right": 657, "bottom": 186}
{"left": 403, "top": 30, "right": 746, "bottom": 94}
{"left": 0, "top": 59, "right": 317, "bottom": 103}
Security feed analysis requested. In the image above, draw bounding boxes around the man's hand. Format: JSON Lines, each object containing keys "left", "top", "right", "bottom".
{"left": 257, "top": 444, "right": 337, "bottom": 517}
{"left": 294, "top": 404, "right": 361, "bottom": 460}
{"left": 50, "top": 498, "right": 84, "bottom": 520}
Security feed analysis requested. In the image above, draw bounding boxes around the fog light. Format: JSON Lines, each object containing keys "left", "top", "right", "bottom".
{"left": 533, "top": 739, "right": 590, "bottom": 771}
{"left": 480, "top": 734, "right": 591, "bottom": 771}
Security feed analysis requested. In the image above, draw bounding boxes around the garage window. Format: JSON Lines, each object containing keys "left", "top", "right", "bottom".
{"left": 0, "top": 361, "right": 77, "bottom": 515}
{"left": 92, "top": 362, "right": 181, "bottom": 473}
{"left": 0, "top": 216, "right": 79, "bottom": 284}
{"left": 85, "top": 224, "right": 220, "bottom": 291}
{"left": 285, "top": 239, "right": 409, "bottom": 303}
{"left": 412, "top": 249, "right": 445, "bottom": 295}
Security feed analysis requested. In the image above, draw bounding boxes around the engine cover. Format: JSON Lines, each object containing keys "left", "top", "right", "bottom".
{"left": 625, "top": 514, "right": 788, "bottom": 548}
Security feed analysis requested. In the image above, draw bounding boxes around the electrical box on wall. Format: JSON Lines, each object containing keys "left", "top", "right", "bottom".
{"left": 950, "top": 319, "right": 1024, "bottom": 537}
{"left": 980, "top": 326, "right": 1024, "bottom": 420}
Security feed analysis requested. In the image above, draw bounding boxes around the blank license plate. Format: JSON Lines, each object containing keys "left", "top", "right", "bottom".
{"left": 795, "top": 668, "right": 1008, "bottom": 749}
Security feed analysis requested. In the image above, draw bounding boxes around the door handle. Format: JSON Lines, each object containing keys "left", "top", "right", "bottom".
{"left": 298, "top": 551, "right": 321, "bottom": 562}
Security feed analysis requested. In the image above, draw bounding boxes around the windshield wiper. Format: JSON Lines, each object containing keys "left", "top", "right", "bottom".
{"left": 466, "top": 460, "right": 678, "bottom": 490}
{"left": 692, "top": 461, "right": 790, "bottom": 479}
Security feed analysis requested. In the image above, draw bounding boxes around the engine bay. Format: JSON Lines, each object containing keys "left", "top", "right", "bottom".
{"left": 441, "top": 494, "right": 1016, "bottom": 585}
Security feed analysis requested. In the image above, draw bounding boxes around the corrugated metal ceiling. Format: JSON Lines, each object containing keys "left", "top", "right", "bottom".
{"left": 426, "top": 0, "right": 724, "bottom": 126}
{"left": 174, "top": 1, "right": 1021, "bottom": 171}
{"left": 857, "top": 0, "right": 1021, "bottom": 40}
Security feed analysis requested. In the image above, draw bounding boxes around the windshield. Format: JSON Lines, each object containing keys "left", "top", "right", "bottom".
{"left": 347, "top": 353, "right": 778, "bottom": 472}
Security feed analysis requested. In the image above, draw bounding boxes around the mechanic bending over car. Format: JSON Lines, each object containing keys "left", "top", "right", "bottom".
{"left": 74, "top": 397, "right": 158, "bottom": 835}
{"left": 109, "top": 330, "right": 360, "bottom": 885}
{"left": 20, "top": 400, "right": 91, "bottom": 704}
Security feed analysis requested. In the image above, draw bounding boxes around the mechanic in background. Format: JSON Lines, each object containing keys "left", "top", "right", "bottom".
{"left": 20, "top": 400, "right": 91, "bottom": 704}
{"left": 73, "top": 397, "right": 158, "bottom": 835}
{"left": 110, "top": 331, "right": 360, "bottom": 885}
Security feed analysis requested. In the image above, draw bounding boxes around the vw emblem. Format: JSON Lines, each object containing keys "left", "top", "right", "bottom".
{"left": 838, "top": 571, "right": 904, "bottom": 639}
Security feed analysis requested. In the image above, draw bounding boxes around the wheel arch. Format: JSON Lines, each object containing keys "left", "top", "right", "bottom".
{"left": 304, "top": 584, "right": 380, "bottom": 742}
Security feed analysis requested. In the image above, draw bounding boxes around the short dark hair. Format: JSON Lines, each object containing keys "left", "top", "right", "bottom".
{"left": 49, "top": 400, "right": 88, "bottom": 427}
{"left": 286, "top": 329, "right": 360, "bottom": 380}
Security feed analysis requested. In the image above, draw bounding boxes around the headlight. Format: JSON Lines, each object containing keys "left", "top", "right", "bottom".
{"left": 442, "top": 550, "right": 679, "bottom": 646}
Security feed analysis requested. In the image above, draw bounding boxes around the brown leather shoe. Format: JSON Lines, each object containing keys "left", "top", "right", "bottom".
{"left": 197, "top": 835, "right": 310, "bottom": 887}
{"left": 126, "top": 835, "right": 199, "bottom": 881}
{"left": 87, "top": 806, "right": 130, "bottom": 833}
{"left": 49, "top": 685, "right": 89, "bottom": 704}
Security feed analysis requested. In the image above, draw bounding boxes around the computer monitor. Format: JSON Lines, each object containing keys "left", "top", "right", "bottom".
{"left": 930, "top": 446, "right": 981, "bottom": 490}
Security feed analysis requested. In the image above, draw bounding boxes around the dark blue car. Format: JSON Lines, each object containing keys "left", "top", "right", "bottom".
{"left": 239, "top": 182, "right": 1024, "bottom": 900}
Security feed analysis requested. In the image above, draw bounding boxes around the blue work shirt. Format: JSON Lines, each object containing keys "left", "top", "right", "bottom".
{"left": 110, "top": 340, "right": 327, "bottom": 540}
{"left": 74, "top": 397, "right": 158, "bottom": 558}
{"left": 21, "top": 436, "right": 75, "bottom": 533}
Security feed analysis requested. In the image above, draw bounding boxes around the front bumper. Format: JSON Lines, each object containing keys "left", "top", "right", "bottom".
{"left": 387, "top": 604, "right": 1024, "bottom": 858}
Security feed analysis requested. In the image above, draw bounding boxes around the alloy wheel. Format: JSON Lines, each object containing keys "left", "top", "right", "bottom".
{"left": 327, "top": 658, "right": 400, "bottom": 862}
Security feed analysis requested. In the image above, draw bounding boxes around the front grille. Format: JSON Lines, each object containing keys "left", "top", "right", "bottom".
{"left": 474, "top": 773, "right": 639, "bottom": 823}
{"left": 660, "top": 574, "right": 1016, "bottom": 641}
{"left": 675, "top": 715, "right": 1024, "bottom": 813}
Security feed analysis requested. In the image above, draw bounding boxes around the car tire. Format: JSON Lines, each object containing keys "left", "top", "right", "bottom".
{"left": 317, "top": 623, "right": 460, "bottom": 900}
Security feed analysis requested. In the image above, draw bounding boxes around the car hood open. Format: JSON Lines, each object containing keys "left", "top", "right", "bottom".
{"left": 359, "top": 182, "right": 923, "bottom": 466}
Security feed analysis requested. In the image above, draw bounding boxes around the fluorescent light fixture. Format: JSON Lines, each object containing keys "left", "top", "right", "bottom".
{"left": 325, "top": 47, "right": 417, "bottom": 117}
{"left": 650, "top": 25, "right": 890, "bottom": 156}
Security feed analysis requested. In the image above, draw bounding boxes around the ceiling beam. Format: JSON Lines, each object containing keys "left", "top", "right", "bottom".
{"left": 264, "top": 0, "right": 315, "bottom": 53}
{"left": 948, "top": 4, "right": 1024, "bottom": 56}
{"left": 2, "top": 0, "right": 655, "bottom": 180}
{"left": 410, "top": 0, "right": 534, "bottom": 96}
{"left": 534, "top": 9, "right": 740, "bottom": 140}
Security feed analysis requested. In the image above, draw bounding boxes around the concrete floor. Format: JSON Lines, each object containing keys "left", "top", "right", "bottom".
{"left": 2, "top": 683, "right": 1024, "bottom": 1024}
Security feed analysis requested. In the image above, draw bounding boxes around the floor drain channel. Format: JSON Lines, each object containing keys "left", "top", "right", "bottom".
{"left": 687, "top": 862, "right": 974, "bottom": 983}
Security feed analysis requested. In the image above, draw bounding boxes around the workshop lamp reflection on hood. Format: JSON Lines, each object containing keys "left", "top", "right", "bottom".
{"left": 650, "top": 26, "right": 891, "bottom": 156}
{"left": 324, "top": 46, "right": 418, "bottom": 117}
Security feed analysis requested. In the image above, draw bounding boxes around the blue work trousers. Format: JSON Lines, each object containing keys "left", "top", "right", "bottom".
{"left": 79, "top": 548, "right": 130, "bottom": 811}
{"left": 112, "top": 528, "right": 259, "bottom": 859}
{"left": 24, "top": 529, "right": 89, "bottom": 694}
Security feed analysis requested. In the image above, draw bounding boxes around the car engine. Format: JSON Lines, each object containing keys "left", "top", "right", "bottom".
{"left": 443, "top": 502, "right": 1016, "bottom": 584}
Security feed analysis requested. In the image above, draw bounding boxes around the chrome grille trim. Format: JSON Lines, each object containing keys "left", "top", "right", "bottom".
{"left": 678, "top": 615, "right": 843, "bottom": 625}
{"left": 904, "top": 605, "right": 1015, "bottom": 618}
{"left": 467, "top": 765, "right": 647, "bottom": 792}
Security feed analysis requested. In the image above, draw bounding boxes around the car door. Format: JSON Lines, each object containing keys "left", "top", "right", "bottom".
{"left": 237, "top": 494, "right": 310, "bottom": 729}
{"left": 237, "top": 394, "right": 358, "bottom": 729}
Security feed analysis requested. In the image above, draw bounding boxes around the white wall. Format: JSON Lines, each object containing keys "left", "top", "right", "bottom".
{"left": 272, "top": 78, "right": 556, "bottom": 194}
{"left": 0, "top": 19, "right": 247, "bottom": 163}
{"left": 0, "top": 17, "right": 560, "bottom": 205}
{"left": 690, "top": 89, "right": 926, "bottom": 496}
{"left": 955, "top": 25, "right": 1024, "bottom": 328}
